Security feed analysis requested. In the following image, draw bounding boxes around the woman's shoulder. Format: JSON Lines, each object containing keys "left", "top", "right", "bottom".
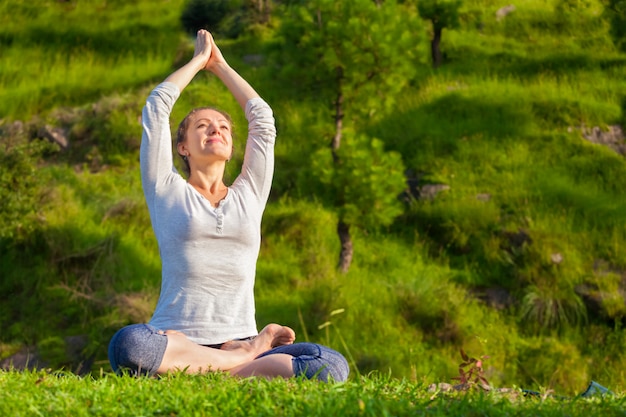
{"left": 146, "top": 82, "right": 181, "bottom": 106}
{"left": 245, "top": 97, "right": 273, "bottom": 118}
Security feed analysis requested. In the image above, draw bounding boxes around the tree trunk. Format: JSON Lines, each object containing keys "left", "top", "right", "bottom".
{"left": 331, "top": 66, "right": 351, "bottom": 272}
{"left": 431, "top": 25, "right": 443, "bottom": 68}
{"left": 249, "top": 0, "right": 272, "bottom": 24}
{"left": 337, "top": 220, "right": 353, "bottom": 273}
{"left": 331, "top": 68, "right": 344, "bottom": 162}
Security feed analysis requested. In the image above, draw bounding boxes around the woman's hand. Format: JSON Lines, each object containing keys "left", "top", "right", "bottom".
{"left": 190, "top": 29, "right": 259, "bottom": 109}
{"left": 162, "top": 30, "right": 227, "bottom": 94}
{"left": 204, "top": 31, "right": 228, "bottom": 72}
{"left": 192, "top": 29, "right": 213, "bottom": 68}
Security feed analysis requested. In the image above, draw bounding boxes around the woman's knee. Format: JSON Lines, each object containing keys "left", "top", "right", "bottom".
{"left": 303, "top": 344, "right": 350, "bottom": 382}
{"left": 257, "top": 343, "right": 350, "bottom": 382}
{"left": 108, "top": 324, "right": 168, "bottom": 376}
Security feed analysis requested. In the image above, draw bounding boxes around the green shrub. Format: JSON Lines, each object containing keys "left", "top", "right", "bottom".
{"left": 517, "top": 335, "right": 589, "bottom": 395}
{"left": 605, "top": 0, "right": 626, "bottom": 52}
{"left": 180, "top": 0, "right": 245, "bottom": 38}
{"left": 0, "top": 138, "right": 56, "bottom": 245}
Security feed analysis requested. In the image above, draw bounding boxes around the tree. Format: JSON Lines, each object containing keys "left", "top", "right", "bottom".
{"left": 416, "top": 0, "right": 462, "bottom": 68}
{"left": 181, "top": 0, "right": 275, "bottom": 38}
{"left": 246, "top": 0, "right": 274, "bottom": 25}
{"left": 272, "top": 0, "right": 421, "bottom": 272}
{"left": 312, "top": 132, "right": 407, "bottom": 272}
{"left": 181, "top": 0, "right": 234, "bottom": 35}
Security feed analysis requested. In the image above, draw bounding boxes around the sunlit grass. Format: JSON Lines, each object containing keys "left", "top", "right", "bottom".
{"left": 0, "top": 0, "right": 186, "bottom": 119}
{"left": 1, "top": 369, "right": 625, "bottom": 417}
{"left": 0, "top": 50, "right": 174, "bottom": 119}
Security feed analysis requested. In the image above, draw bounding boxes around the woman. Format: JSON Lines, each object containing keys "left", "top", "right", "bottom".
{"left": 108, "top": 30, "right": 349, "bottom": 381}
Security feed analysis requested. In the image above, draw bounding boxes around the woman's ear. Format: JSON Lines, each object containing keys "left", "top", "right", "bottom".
{"left": 177, "top": 142, "right": 187, "bottom": 157}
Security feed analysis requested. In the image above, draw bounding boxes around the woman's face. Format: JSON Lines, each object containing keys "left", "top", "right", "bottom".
{"left": 178, "top": 108, "right": 233, "bottom": 164}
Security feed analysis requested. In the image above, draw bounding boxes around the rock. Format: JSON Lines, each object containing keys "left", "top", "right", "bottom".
{"left": 581, "top": 125, "right": 625, "bottom": 156}
{"left": 428, "top": 382, "right": 491, "bottom": 393}
{"left": 38, "top": 124, "right": 69, "bottom": 149}
{"left": 64, "top": 335, "right": 93, "bottom": 375}
{"left": 474, "top": 286, "right": 514, "bottom": 310}
{"left": 502, "top": 228, "right": 532, "bottom": 249}
{"left": 401, "top": 170, "right": 450, "bottom": 202}
{"left": 496, "top": 5, "right": 516, "bottom": 21}
{"left": 428, "top": 382, "right": 450, "bottom": 392}
{"left": 0, "top": 120, "right": 30, "bottom": 148}
{"left": 550, "top": 253, "right": 563, "bottom": 264}
{"left": 243, "top": 54, "right": 264, "bottom": 66}
{"left": 419, "top": 184, "right": 450, "bottom": 200}
{"left": 0, "top": 335, "right": 93, "bottom": 375}
{"left": 575, "top": 260, "right": 626, "bottom": 320}
{"left": 0, "top": 346, "right": 46, "bottom": 371}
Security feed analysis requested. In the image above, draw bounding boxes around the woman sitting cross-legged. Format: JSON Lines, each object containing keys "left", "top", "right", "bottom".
{"left": 107, "top": 29, "right": 349, "bottom": 382}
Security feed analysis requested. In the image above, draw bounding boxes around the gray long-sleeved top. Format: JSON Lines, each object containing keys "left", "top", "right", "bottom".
{"left": 140, "top": 82, "right": 276, "bottom": 345}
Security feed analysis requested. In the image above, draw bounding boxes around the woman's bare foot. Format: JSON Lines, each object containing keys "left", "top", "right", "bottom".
{"left": 221, "top": 324, "right": 295, "bottom": 354}
{"left": 266, "top": 324, "right": 296, "bottom": 348}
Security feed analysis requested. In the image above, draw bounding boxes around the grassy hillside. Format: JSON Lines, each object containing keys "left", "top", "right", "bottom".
{"left": 1, "top": 0, "right": 626, "bottom": 396}
{"left": 0, "top": 0, "right": 186, "bottom": 119}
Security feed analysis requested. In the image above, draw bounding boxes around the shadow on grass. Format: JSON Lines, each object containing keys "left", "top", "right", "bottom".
{"left": 368, "top": 92, "right": 534, "bottom": 163}
{"left": 0, "top": 220, "right": 161, "bottom": 373}
{"left": 446, "top": 47, "right": 626, "bottom": 78}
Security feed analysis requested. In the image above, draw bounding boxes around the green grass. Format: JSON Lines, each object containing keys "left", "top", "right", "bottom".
{"left": 0, "top": 0, "right": 186, "bottom": 119}
{"left": 1, "top": 370, "right": 625, "bottom": 417}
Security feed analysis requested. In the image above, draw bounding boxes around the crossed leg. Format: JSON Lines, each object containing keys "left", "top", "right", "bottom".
{"left": 156, "top": 324, "right": 295, "bottom": 375}
{"left": 221, "top": 334, "right": 350, "bottom": 381}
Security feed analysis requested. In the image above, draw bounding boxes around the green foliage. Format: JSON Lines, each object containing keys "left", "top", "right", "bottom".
{"left": 452, "top": 348, "right": 491, "bottom": 390}
{"left": 520, "top": 284, "right": 587, "bottom": 332}
{"left": 0, "top": 138, "right": 55, "bottom": 244}
{"left": 0, "top": 159, "right": 160, "bottom": 367}
{"left": 582, "top": 270, "right": 626, "bottom": 320}
{"left": 272, "top": 0, "right": 422, "bottom": 118}
{"left": 604, "top": 0, "right": 626, "bottom": 52}
{"left": 311, "top": 133, "right": 406, "bottom": 229}
{"left": 180, "top": 0, "right": 275, "bottom": 39}
{"left": 181, "top": 0, "right": 246, "bottom": 38}
{"left": 416, "top": 0, "right": 462, "bottom": 31}
{"left": 415, "top": 0, "right": 463, "bottom": 66}
{"left": 33, "top": 93, "right": 148, "bottom": 169}
{"left": 270, "top": 0, "right": 423, "bottom": 270}
{"left": 517, "top": 335, "right": 590, "bottom": 396}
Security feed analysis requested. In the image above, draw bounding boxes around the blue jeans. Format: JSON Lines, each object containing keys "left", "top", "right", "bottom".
{"left": 108, "top": 324, "right": 350, "bottom": 382}
{"left": 256, "top": 343, "right": 350, "bottom": 382}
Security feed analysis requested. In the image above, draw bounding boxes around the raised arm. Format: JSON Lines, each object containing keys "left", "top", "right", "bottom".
{"left": 204, "top": 32, "right": 260, "bottom": 109}
{"left": 165, "top": 29, "right": 259, "bottom": 109}
{"left": 164, "top": 30, "right": 212, "bottom": 92}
